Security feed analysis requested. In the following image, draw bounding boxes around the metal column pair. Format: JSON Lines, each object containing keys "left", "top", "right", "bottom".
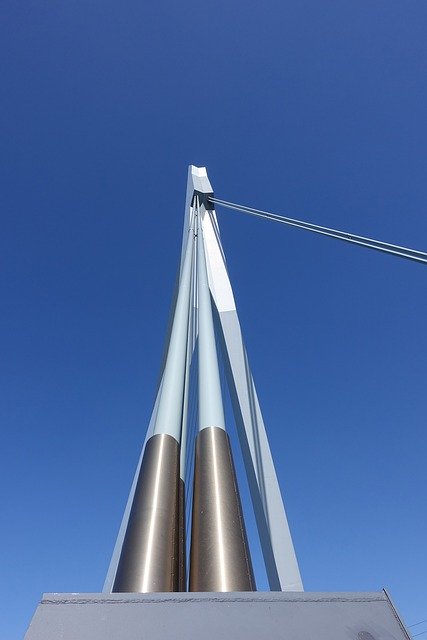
{"left": 112, "top": 201, "right": 254, "bottom": 593}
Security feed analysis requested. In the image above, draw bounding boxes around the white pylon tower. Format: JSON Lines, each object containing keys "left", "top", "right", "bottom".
{"left": 104, "top": 166, "right": 303, "bottom": 593}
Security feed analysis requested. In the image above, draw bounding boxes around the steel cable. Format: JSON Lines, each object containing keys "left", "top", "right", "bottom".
{"left": 209, "top": 197, "right": 427, "bottom": 265}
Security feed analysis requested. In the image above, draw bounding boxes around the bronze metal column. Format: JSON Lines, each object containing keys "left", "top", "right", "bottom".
{"left": 189, "top": 428, "right": 255, "bottom": 591}
{"left": 113, "top": 434, "right": 180, "bottom": 592}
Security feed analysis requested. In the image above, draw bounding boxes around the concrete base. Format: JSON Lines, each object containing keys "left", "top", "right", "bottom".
{"left": 24, "top": 590, "right": 411, "bottom": 640}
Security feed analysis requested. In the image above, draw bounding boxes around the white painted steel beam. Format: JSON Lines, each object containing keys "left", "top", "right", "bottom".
{"left": 179, "top": 244, "right": 197, "bottom": 480}
{"left": 199, "top": 173, "right": 303, "bottom": 592}
{"left": 151, "top": 226, "right": 195, "bottom": 439}
{"left": 196, "top": 202, "right": 226, "bottom": 431}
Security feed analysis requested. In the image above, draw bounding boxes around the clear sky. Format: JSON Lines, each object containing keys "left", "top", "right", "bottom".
{"left": 1, "top": 1, "right": 426, "bottom": 638}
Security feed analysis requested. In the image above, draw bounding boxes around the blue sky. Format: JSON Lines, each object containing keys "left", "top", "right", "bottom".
{"left": 1, "top": 1, "right": 427, "bottom": 638}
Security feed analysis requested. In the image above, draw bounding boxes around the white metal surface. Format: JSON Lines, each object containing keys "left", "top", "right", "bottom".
{"left": 26, "top": 591, "right": 412, "bottom": 640}
{"left": 200, "top": 176, "right": 303, "bottom": 591}
{"left": 179, "top": 242, "right": 197, "bottom": 480}
{"left": 196, "top": 202, "right": 226, "bottom": 431}
{"left": 152, "top": 226, "right": 194, "bottom": 439}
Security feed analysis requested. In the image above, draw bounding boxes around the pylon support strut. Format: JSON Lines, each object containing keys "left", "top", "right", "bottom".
{"left": 105, "top": 165, "right": 302, "bottom": 593}
{"left": 111, "top": 218, "right": 196, "bottom": 593}
{"left": 198, "top": 169, "right": 303, "bottom": 591}
{"left": 189, "top": 200, "right": 254, "bottom": 591}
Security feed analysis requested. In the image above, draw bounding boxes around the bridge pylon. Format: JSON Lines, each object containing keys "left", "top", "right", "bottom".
{"left": 104, "top": 165, "right": 302, "bottom": 594}
{"left": 25, "top": 167, "right": 411, "bottom": 640}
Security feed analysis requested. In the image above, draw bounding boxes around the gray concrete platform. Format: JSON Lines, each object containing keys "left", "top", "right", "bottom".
{"left": 24, "top": 590, "right": 411, "bottom": 640}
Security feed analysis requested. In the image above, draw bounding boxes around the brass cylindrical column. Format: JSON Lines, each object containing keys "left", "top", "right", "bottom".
{"left": 189, "top": 426, "right": 255, "bottom": 592}
{"left": 113, "top": 433, "right": 180, "bottom": 592}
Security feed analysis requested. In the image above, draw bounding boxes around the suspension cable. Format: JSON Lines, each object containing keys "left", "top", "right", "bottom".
{"left": 208, "top": 196, "right": 427, "bottom": 265}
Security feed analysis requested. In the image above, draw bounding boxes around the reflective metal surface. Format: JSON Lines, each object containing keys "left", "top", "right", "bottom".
{"left": 178, "top": 478, "right": 186, "bottom": 591}
{"left": 152, "top": 225, "right": 195, "bottom": 440}
{"left": 196, "top": 202, "right": 226, "bottom": 431}
{"left": 113, "top": 434, "right": 179, "bottom": 593}
{"left": 189, "top": 427, "right": 255, "bottom": 592}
